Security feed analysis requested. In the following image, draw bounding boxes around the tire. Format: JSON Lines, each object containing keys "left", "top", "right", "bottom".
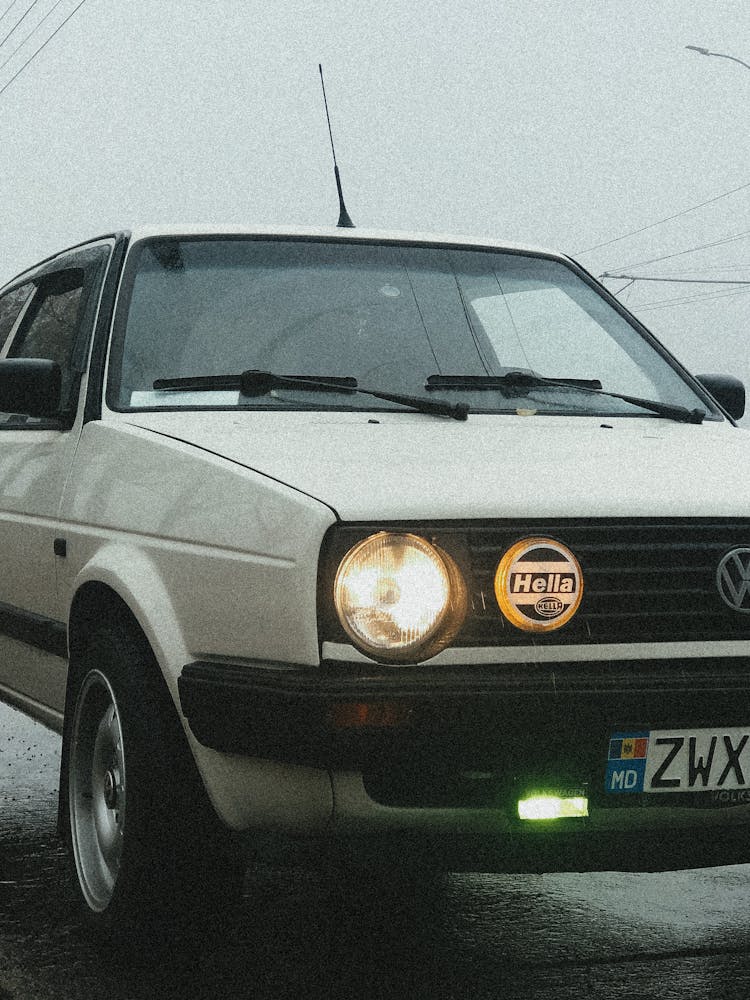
{"left": 64, "top": 614, "right": 243, "bottom": 940}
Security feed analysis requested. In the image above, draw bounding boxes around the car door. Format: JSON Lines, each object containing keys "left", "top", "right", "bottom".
{"left": 0, "top": 241, "right": 114, "bottom": 722}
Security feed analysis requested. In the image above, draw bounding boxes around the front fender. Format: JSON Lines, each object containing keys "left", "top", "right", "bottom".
{"left": 66, "top": 546, "right": 334, "bottom": 832}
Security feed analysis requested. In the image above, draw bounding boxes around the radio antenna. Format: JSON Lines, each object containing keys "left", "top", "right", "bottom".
{"left": 319, "top": 64, "right": 355, "bottom": 228}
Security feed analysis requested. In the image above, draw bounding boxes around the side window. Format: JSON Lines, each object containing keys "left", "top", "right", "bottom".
{"left": 0, "top": 283, "right": 34, "bottom": 353}
{"left": 9, "top": 270, "right": 84, "bottom": 366}
{"left": 5, "top": 270, "right": 86, "bottom": 423}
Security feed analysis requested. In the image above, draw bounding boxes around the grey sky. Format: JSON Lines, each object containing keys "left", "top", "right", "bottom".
{"left": 0, "top": 0, "right": 748, "bottom": 400}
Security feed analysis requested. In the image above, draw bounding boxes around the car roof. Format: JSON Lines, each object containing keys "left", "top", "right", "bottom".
{"left": 126, "top": 224, "right": 568, "bottom": 261}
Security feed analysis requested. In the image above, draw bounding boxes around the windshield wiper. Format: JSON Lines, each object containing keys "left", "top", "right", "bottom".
{"left": 153, "top": 370, "right": 469, "bottom": 421}
{"left": 426, "top": 372, "right": 705, "bottom": 425}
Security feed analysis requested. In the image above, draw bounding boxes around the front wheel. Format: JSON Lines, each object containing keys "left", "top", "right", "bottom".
{"left": 64, "top": 617, "right": 243, "bottom": 938}
{"left": 68, "top": 667, "right": 127, "bottom": 914}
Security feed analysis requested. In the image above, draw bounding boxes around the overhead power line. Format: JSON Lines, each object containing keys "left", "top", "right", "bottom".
{"left": 635, "top": 285, "right": 750, "bottom": 312}
{"left": 601, "top": 271, "right": 750, "bottom": 312}
{"left": 0, "top": 2, "right": 19, "bottom": 27}
{"left": 654, "top": 263, "right": 750, "bottom": 274}
{"left": 606, "top": 229, "right": 750, "bottom": 271}
{"left": 0, "top": 0, "right": 65, "bottom": 76}
{"left": 0, "top": 0, "right": 44, "bottom": 51}
{"left": 601, "top": 273, "right": 750, "bottom": 285}
{"left": 574, "top": 180, "right": 750, "bottom": 255}
{"left": 0, "top": 0, "right": 88, "bottom": 100}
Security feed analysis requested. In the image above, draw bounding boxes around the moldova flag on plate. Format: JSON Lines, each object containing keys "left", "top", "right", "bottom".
{"left": 608, "top": 734, "right": 649, "bottom": 760}
{"left": 605, "top": 731, "right": 650, "bottom": 794}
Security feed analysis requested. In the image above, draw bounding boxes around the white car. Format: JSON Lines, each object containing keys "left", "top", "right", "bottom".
{"left": 0, "top": 225, "right": 748, "bottom": 932}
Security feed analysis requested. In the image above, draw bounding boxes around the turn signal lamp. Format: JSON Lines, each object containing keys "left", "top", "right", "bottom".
{"left": 517, "top": 794, "right": 589, "bottom": 821}
{"left": 329, "top": 701, "right": 411, "bottom": 729}
{"left": 333, "top": 532, "right": 467, "bottom": 663}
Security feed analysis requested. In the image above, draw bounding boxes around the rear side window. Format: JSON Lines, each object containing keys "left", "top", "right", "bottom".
{"left": 9, "top": 270, "right": 84, "bottom": 368}
{"left": 0, "top": 283, "right": 34, "bottom": 352}
{"left": 7, "top": 269, "right": 86, "bottom": 413}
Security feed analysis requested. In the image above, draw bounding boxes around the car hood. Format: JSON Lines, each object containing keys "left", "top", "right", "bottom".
{"left": 125, "top": 410, "right": 750, "bottom": 521}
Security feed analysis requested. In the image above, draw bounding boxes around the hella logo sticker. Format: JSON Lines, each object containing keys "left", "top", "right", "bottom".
{"left": 494, "top": 538, "right": 583, "bottom": 632}
{"left": 535, "top": 596, "right": 564, "bottom": 617}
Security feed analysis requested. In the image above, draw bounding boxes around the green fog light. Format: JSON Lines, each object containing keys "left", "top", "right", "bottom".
{"left": 517, "top": 794, "right": 589, "bottom": 821}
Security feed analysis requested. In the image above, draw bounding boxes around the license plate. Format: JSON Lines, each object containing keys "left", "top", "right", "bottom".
{"left": 606, "top": 729, "right": 750, "bottom": 795}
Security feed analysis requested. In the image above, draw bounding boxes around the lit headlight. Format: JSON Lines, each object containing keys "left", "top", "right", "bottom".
{"left": 333, "top": 532, "right": 467, "bottom": 663}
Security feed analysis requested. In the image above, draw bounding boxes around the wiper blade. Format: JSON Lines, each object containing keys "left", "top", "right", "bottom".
{"left": 426, "top": 372, "right": 705, "bottom": 425}
{"left": 153, "top": 370, "right": 469, "bottom": 421}
{"left": 428, "top": 373, "right": 604, "bottom": 391}
{"left": 154, "top": 372, "right": 358, "bottom": 393}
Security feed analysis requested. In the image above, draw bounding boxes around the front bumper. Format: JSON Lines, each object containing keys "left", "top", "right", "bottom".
{"left": 179, "top": 654, "right": 750, "bottom": 869}
{"left": 179, "top": 654, "right": 750, "bottom": 797}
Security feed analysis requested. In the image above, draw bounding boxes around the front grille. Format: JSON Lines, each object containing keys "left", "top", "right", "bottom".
{"left": 459, "top": 518, "right": 750, "bottom": 646}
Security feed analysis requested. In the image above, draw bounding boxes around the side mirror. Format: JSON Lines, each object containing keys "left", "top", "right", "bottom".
{"left": 696, "top": 373, "right": 745, "bottom": 421}
{"left": 0, "top": 359, "right": 62, "bottom": 418}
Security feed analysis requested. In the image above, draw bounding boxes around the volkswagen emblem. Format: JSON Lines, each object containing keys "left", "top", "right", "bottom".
{"left": 716, "top": 548, "right": 750, "bottom": 613}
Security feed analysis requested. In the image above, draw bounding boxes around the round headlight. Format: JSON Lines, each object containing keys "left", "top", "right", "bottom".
{"left": 333, "top": 532, "right": 467, "bottom": 663}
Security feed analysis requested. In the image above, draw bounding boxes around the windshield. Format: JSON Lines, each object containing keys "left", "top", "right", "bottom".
{"left": 108, "top": 237, "right": 713, "bottom": 419}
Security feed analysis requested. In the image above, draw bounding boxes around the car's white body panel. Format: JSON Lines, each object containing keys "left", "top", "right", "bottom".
{"left": 0, "top": 426, "right": 75, "bottom": 717}
{"left": 121, "top": 409, "right": 750, "bottom": 521}
{"left": 59, "top": 419, "right": 334, "bottom": 659}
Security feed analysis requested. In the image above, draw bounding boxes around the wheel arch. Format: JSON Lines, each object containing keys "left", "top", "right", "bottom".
{"left": 68, "top": 580, "right": 154, "bottom": 666}
{"left": 65, "top": 544, "right": 190, "bottom": 691}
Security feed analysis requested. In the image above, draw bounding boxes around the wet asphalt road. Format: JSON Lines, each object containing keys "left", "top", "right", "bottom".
{"left": 4, "top": 705, "right": 750, "bottom": 999}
